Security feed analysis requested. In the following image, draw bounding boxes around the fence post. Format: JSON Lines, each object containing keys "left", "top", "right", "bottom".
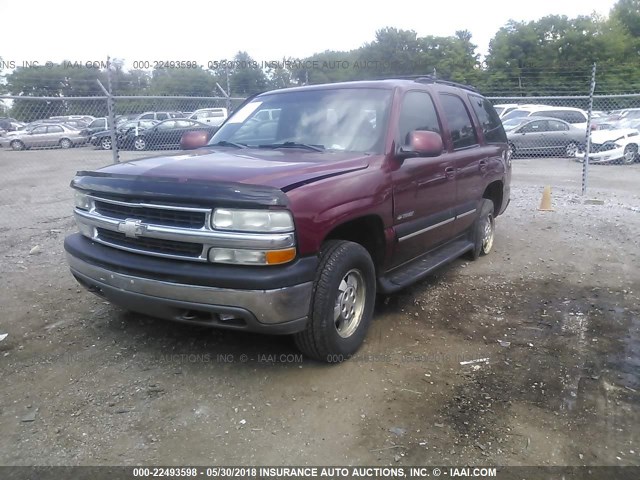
{"left": 96, "top": 57, "right": 119, "bottom": 164}
{"left": 582, "top": 63, "right": 597, "bottom": 196}
{"left": 216, "top": 83, "right": 231, "bottom": 112}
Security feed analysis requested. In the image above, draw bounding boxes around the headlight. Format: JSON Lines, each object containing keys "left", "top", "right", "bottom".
{"left": 74, "top": 191, "right": 90, "bottom": 210}
{"left": 212, "top": 208, "right": 294, "bottom": 232}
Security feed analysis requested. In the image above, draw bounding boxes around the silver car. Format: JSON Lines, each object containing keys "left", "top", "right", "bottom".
{"left": 1, "top": 124, "right": 88, "bottom": 150}
{"left": 504, "top": 117, "right": 585, "bottom": 158}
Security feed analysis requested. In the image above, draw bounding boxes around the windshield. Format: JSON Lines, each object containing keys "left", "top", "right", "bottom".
{"left": 209, "top": 88, "right": 392, "bottom": 154}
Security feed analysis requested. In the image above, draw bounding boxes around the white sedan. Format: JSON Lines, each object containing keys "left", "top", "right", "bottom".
{"left": 577, "top": 129, "right": 640, "bottom": 164}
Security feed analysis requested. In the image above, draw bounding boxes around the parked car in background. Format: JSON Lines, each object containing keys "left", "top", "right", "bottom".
{"left": 122, "top": 119, "right": 217, "bottom": 150}
{"left": 89, "top": 119, "right": 158, "bottom": 150}
{"left": 577, "top": 129, "right": 640, "bottom": 165}
{"left": 0, "top": 117, "right": 26, "bottom": 132}
{"left": 0, "top": 124, "right": 87, "bottom": 150}
{"left": 188, "top": 108, "right": 228, "bottom": 126}
{"left": 503, "top": 106, "right": 589, "bottom": 130}
{"left": 80, "top": 117, "right": 112, "bottom": 137}
{"left": 504, "top": 117, "right": 585, "bottom": 157}
{"left": 493, "top": 103, "right": 520, "bottom": 118}
{"left": 35, "top": 118, "right": 91, "bottom": 129}
{"left": 136, "top": 111, "right": 185, "bottom": 121}
{"left": 50, "top": 115, "right": 95, "bottom": 124}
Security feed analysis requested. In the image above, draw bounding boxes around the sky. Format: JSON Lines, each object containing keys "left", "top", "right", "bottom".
{"left": 0, "top": 0, "right": 620, "bottom": 72}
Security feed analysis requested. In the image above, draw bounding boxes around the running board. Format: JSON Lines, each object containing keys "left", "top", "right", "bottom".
{"left": 377, "top": 239, "right": 474, "bottom": 294}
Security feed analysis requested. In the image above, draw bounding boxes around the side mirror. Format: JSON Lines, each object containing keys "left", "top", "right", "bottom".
{"left": 398, "top": 130, "right": 443, "bottom": 159}
{"left": 180, "top": 130, "right": 210, "bottom": 150}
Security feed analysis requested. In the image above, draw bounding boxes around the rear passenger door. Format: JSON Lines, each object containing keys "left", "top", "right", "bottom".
{"left": 391, "top": 91, "right": 455, "bottom": 267}
{"left": 438, "top": 93, "right": 485, "bottom": 236}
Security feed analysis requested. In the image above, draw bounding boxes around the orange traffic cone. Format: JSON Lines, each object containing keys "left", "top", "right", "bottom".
{"left": 538, "top": 185, "right": 554, "bottom": 211}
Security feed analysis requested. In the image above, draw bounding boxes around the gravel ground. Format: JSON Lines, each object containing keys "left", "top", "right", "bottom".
{"left": 0, "top": 148, "right": 638, "bottom": 467}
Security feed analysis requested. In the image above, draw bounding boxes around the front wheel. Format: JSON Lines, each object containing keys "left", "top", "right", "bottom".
{"left": 294, "top": 240, "right": 376, "bottom": 362}
{"left": 10, "top": 140, "right": 25, "bottom": 151}
{"left": 59, "top": 138, "right": 73, "bottom": 149}
{"left": 468, "top": 199, "right": 495, "bottom": 260}
{"left": 623, "top": 144, "right": 638, "bottom": 165}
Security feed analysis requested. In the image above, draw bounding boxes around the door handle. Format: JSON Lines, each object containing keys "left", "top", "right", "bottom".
{"left": 479, "top": 159, "right": 488, "bottom": 172}
{"left": 445, "top": 166, "right": 455, "bottom": 179}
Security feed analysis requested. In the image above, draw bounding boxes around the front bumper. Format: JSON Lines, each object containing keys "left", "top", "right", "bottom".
{"left": 65, "top": 234, "right": 316, "bottom": 334}
{"left": 575, "top": 148, "right": 624, "bottom": 164}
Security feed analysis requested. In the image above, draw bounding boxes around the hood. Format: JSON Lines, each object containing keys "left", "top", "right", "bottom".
{"left": 95, "top": 147, "right": 371, "bottom": 191}
{"left": 590, "top": 128, "right": 639, "bottom": 143}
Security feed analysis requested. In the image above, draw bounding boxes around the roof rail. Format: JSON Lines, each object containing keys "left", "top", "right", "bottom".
{"left": 379, "top": 75, "right": 480, "bottom": 93}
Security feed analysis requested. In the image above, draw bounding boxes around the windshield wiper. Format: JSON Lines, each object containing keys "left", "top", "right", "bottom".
{"left": 258, "top": 142, "right": 325, "bottom": 152}
{"left": 210, "top": 140, "right": 247, "bottom": 149}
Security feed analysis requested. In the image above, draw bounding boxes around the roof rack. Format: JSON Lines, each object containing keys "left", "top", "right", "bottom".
{"left": 380, "top": 75, "right": 480, "bottom": 93}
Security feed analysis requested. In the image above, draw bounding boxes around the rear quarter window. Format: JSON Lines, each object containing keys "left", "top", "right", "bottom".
{"left": 439, "top": 94, "right": 479, "bottom": 149}
{"left": 468, "top": 95, "right": 507, "bottom": 144}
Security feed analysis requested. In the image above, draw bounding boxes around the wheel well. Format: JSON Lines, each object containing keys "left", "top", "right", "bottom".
{"left": 324, "top": 216, "right": 385, "bottom": 271}
{"left": 483, "top": 181, "right": 503, "bottom": 216}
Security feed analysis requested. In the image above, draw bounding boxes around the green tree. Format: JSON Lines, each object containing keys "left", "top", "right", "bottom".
{"left": 209, "top": 52, "right": 268, "bottom": 96}
{"left": 484, "top": 13, "right": 640, "bottom": 95}
{"left": 611, "top": 0, "right": 640, "bottom": 37}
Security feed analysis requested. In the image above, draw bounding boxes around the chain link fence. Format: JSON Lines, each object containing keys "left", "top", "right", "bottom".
{"left": 1, "top": 90, "right": 639, "bottom": 186}
{"left": 487, "top": 95, "right": 640, "bottom": 169}
{"left": 0, "top": 95, "right": 247, "bottom": 163}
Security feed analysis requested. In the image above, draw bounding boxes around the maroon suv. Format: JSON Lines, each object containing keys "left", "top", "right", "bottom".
{"left": 64, "top": 77, "right": 510, "bottom": 362}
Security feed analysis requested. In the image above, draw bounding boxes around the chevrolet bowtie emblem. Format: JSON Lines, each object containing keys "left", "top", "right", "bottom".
{"left": 117, "top": 219, "right": 146, "bottom": 238}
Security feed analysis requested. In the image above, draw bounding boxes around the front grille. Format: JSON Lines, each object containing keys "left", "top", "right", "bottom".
{"left": 94, "top": 200, "right": 206, "bottom": 228}
{"left": 96, "top": 228, "right": 203, "bottom": 258}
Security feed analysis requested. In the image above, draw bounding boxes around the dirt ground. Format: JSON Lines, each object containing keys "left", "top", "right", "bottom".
{"left": 0, "top": 147, "right": 638, "bottom": 467}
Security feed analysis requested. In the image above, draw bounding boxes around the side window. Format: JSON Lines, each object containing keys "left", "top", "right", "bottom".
{"left": 140, "top": 113, "right": 153, "bottom": 120}
{"left": 566, "top": 111, "right": 586, "bottom": 123}
{"left": 548, "top": 120, "right": 569, "bottom": 131}
{"left": 32, "top": 126, "right": 48, "bottom": 134}
{"left": 397, "top": 91, "right": 441, "bottom": 145}
{"left": 439, "top": 94, "right": 479, "bottom": 149}
{"left": 47, "top": 125, "right": 63, "bottom": 133}
{"left": 157, "top": 121, "right": 176, "bottom": 130}
{"left": 520, "top": 120, "right": 548, "bottom": 133}
{"left": 469, "top": 94, "right": 507, "bottom": 144}
{"left": 157, "top": 113, "right": 169, "bottom": 121}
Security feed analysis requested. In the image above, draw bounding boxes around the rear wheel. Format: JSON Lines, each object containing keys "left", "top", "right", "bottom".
{"left": 10, "top": 140, "right": 25, "bottom": 151}
{"left": 294, "top": 240, "right": 376, "bottom": 362}
{"left": 468, "top": 199, "right": 495, "bottom": 260}
{"left": 100, "top": 137, "right": 112, "bottom": 150}
{"left": 565, "top": 142, "right": 578, "bottom": 158}
{"left": 623, "top": 144, "right": 638, "bottom": 165}
{"left": 133, "top": 136, "right": 147, "bottom": 151}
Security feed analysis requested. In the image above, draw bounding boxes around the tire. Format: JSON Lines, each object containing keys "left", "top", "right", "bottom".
{"left": 565, "top": 142, "right": 578, "bottom": 158}
{"left": 623, "top": 144, "right": 638, "bottom": 165}
{"left": 294, "top": 240, "right": 376, "bottom": 362}
{"left": 133, "top": 136, "right": 146, "bottom": 151}
{"left": 10, "top": 140, "right": 25, "bottom": 151}
{"left": 59, "top": 138, "right": 73, "bottom": 149}
{"left": 468, "top": 199, "right": 495, "bottom": 261}
{"left": 100, "top": 137, "right": 112, "bottom": 150}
